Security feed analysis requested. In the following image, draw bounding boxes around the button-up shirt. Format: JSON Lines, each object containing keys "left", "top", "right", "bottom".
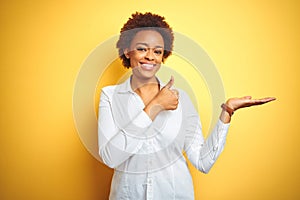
{"left": 98, "top": 77, "right": 230, "bottom": 200}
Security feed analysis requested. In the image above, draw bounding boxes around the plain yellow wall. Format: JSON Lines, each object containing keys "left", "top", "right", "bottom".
{"left": 1, "top": 0, "right": 300, "bottom": 200}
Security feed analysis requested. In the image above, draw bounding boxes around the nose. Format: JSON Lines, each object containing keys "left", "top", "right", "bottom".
{"left": 145, "top": 49, "right": 155, "bottom": 61}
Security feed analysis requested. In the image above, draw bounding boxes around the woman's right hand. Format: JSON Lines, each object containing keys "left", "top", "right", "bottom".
{"left": 144, "top": 76, "right": 179, "bottom": 120}
{"left": 153, "top": 76, "right": 179, "bottom": 110}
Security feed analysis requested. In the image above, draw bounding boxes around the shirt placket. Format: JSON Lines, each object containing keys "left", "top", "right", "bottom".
{"left": 146, "top": 139, "right": 153, "bottom": 200}
{"left": 132, "top": 91, "right": 154, "bottom": 199}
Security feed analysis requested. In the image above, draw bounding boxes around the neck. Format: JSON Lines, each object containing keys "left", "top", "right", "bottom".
{"left": 130, "top": 76, "right": 159, "bottom": 94}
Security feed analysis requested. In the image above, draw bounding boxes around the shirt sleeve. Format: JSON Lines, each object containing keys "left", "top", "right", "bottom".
{"left": 182, "top": 91, "right": 230, "bottom": 174}
{"left": 98, "top": 88, "right": 153, "bottom": 169}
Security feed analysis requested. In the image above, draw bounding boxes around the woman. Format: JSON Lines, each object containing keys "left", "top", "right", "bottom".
{"left": 98, "top": 12, "right": 275, "bottom": 200}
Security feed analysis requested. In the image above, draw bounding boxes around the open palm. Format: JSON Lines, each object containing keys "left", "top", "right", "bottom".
{"left": 227, "top": 96, "right": 276, "bottom": 111}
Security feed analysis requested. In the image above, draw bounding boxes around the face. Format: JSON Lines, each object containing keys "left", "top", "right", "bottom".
{"left": 124, "top": 30, "right": 164, "bottom": 81}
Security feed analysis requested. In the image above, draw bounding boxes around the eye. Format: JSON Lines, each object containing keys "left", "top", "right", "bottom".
{"left": 154, "top": 49, "right": 163, "bottom": 55}
{"left": 136, "top": 47, "right": 147, "bottom": 52}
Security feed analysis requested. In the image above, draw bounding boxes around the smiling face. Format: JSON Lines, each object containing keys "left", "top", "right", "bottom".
{"left": 124, "top": 30, "right": 164, "bottom": 82}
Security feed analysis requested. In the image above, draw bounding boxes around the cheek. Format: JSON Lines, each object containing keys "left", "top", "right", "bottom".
{"left": 130, "top": 51, "right": 145, "bottom": 60}
{"left": 156, "top": 55, "right": 163, "bottom": 63}
{"left": 157, "top": 52, "right": 165, "bottom": 62}
{"left": 129, "top": 53, "right": 142, "bottom": 67}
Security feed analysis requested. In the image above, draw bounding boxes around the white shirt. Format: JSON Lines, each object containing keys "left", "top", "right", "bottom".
{"left": 98, "top": 77, "right": 230, "bottom": 200}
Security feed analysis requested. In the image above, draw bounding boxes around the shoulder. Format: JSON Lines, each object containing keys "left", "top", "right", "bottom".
{"left": 100, "top": 78, "right": 130, "bottom": 98}
{"left": 101, "top": 85, "right": 117, "bottom": 95}
{"left": 177, "top": 88, "right": 190, "bottom": 102}
{"left": 177, "top": 88, "right": 198, "bottom": 113}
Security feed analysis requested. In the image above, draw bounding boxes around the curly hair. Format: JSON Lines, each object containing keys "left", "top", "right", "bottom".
{"left": 116, "top": 12, "right": 174, "bottom": 68}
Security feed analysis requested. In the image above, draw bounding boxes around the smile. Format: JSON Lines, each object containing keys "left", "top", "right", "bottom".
{"left": 140, "top": 63, "right": 156, "bottom": 70}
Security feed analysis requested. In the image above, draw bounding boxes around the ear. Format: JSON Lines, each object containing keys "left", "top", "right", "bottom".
{"left": 124, "top": 48, "right": 130, "bottom": 59}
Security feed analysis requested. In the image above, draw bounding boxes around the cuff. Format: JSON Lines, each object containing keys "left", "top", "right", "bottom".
{"left": 216, "top": 119, "right": 230, "bottom": 139}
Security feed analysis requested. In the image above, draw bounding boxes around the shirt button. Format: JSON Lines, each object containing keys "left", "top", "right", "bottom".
{"left": 213, "top": 146, "right": 218, "bottom": 151}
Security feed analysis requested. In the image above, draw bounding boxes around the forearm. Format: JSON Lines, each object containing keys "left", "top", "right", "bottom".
{"left": 99, "top": 108, "right": 153, "bottom": 166}
{"left": 99, "top": 129, "right": 143, "bottom": 168}
{"left": 185, "top": 119, "right": 230, "bottom": 173}
{"left": 143, "top": 100, "right": 163, "bottom": 121}
{"left": 98, "top": 89, "right": 153, "bottom": 168}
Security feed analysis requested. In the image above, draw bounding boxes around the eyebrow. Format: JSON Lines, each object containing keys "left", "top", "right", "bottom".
{"left": 135, "top": 43, "right": 164, "bottom": 48}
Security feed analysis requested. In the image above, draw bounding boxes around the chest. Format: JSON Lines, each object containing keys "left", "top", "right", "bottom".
{"left": 111, "top": 92, "right": 184, "bottom": 140}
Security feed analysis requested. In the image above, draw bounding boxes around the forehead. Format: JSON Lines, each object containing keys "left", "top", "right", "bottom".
{"left": 130, "top": 30, "right": 164, "bottom": 47}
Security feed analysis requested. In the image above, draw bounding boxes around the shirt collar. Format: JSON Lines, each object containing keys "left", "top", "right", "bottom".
{"left": 117, "top": 76, "right": 165, "bottom": 94}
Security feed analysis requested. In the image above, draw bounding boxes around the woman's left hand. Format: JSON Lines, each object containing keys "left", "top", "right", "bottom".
{"left": 226, "top": 96, "right": 276, "bottom": 111}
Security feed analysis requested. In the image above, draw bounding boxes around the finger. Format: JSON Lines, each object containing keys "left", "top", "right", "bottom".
{"left": 249, "top": 97, "right": 276, "bottom": 106}
{"left": 164, "top": 76, "right": 174, "bottom": 89}
{"left": 172, "top": 89, "right": 179, "bottom": 98}
{"left": 262, "top": 97, "right": 276, "bottom": 101}
{"left": 254, "top": 97, "right": 276, "bottom": 103}
{"left": 259, "top": 97, "right": 276, "bottom": 104}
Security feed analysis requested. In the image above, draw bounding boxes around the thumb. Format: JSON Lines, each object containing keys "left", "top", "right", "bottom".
{"left": 164, "top": 76, "right": 174, "bottom": 89}
{"left": 243, "top": 96, "right": 252, "bottom": 99}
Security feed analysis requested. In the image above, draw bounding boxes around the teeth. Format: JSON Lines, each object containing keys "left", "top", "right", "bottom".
{"left": 141, "top": 64, "right": 154, "bottom": 69}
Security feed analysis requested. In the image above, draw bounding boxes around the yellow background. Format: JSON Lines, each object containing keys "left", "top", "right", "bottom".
{"left": 1, "top": 0, "right": 299, "bottom": 199}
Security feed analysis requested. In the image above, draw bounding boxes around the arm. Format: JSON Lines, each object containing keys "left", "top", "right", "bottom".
{"left": 184, "top": 94, "right": 276, "bottom": 173}
{"left": 182, "top": 91, "right": 230, "bottom": 174}
{"left": 98, "top": 77, "right": 180, "bottom": 169}
{"left": 98, "top": 88, "right": 153, "bottom": 168}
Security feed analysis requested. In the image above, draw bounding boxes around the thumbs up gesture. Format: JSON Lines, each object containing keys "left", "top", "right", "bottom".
{"left": 144, "top": 76, "right": 179, "bottom": 120}
{"left": 155, "top": 76, "right": 179, "bottom": 110}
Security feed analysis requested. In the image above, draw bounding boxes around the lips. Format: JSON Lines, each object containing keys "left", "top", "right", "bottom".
{"left": 140, "top": 63, "right": 155, "bottom": 70}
